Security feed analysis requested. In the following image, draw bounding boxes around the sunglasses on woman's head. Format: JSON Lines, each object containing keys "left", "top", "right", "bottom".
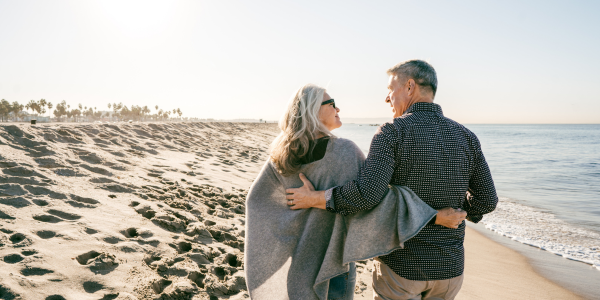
{"left": 321, "top": 99, "right": 336, "bottom": 109}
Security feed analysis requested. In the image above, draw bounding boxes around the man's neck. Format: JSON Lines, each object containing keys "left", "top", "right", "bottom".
{"left": 411, "top": 94, "right": 434, "bottom": 105}
{"left": 402, "top": 96, "right": 434, "bottom": 115}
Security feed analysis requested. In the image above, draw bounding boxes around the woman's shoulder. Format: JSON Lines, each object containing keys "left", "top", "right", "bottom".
{"left": 329, "top": 137, "right": 363, "bottom": 156}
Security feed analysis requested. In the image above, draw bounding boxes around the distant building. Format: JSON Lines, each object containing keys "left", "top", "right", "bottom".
{"left": 23, "top": 115, "right": 50, "bottom": 123}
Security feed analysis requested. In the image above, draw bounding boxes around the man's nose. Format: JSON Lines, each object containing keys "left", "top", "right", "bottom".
{"left": 336, "top": 107, "right": 340, "bottom": 112}
{"left": 385, "top": 95, "right": 390, "bottom": 103}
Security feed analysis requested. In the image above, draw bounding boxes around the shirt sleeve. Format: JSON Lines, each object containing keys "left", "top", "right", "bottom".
{"left": 326, "top": 123, "right": 398, "bottom": 216}
{"left": 463, "top": 136, "right": 498, "bottom": 223}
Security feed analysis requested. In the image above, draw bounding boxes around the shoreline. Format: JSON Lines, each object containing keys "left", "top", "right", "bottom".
{"left": 459, "top": 225, "right": 584, "bottom": 300}
{"left": 467, "top": 222, "right": 600, "bottom": 299}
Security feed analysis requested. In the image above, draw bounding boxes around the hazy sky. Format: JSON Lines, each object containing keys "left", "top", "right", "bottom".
{"left": 1, "top": 0, "right": 599, "bottom": 123}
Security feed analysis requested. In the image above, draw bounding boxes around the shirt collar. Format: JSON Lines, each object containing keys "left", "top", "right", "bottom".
{"left": 404, "top": 102, "right": 443, "bottom": 116}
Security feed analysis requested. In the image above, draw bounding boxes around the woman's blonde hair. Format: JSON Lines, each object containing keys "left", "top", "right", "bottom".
{"left": 271, "top": 84, "right": 331, "bottom": 175}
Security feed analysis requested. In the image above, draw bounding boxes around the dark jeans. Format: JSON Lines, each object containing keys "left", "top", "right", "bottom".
{"left": 328, "top": 262, "right": 357, "bottom": 300}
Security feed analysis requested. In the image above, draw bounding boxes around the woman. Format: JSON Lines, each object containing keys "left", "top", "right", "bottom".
{"left": 244, "top": 84, "right": 438, "bottom": 300}
{"left": 245, "top": 84, "right": 357, "bottom": 300}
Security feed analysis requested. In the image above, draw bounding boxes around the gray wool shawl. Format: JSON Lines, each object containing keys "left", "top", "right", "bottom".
{"left": 244, "top": 137, "right": 437, "bottom": 300}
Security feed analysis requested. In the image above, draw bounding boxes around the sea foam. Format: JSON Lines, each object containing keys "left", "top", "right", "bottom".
{"left": 481, "top": 198, "right": 600, "bottom": 271}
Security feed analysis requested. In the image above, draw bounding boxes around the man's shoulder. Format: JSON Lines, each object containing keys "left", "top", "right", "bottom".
{"left": 393, "top": 112, "right": 475, "bottom": 133}
{"left": 439, "top": 117, "right": 482, "bottom": 148}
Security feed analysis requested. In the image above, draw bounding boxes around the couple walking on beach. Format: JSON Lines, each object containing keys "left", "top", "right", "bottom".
{"left": 245, "top": 60, "right": 498, "bottom": 300}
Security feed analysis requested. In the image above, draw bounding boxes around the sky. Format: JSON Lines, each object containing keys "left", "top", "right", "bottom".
{"left": 0, "top": 0, "right": 599, "bottom": 123}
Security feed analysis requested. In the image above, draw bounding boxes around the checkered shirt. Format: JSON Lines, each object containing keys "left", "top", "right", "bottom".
{"left": 326, "top": 102, "right": 498, "bottom": 281}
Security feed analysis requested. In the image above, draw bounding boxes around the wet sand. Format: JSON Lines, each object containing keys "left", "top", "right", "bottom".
{"left": 458, "top": 226, "right": 582, "bottom": 300}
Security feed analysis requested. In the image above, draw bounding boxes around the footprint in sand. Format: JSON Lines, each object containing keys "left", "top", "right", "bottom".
{"left": 0, "top": 196, "right": 32, "bottom": 208}
{"left": 78, "top": 153, "right": 104, "bottom": 165}
{"left": 89, "top": 177, "right": 117, "bottom": 184}
{"left": 82, "top": 281, "right": 104, "bottom": 293}
{"left": 66, "top": 194, "right": 100, "bottom": 208}
{"left": 76, "top": 250, "right": 102, "bottom": 265}
{"left": 36, "top": 230, "right": 57, "bottom": 239}
{"left": 21, "top": 249, "right": 37, "bottom": 256}
{"left": 33, "top": 214, "right": 63, "bottom": 223}
{"left": 102, "top": 236, "right": 123, "bottom": 244}
{"left": 99, "top": 293, "right": 120, "bottom": 300}
{"left": 80, "top": 164, "right": 112, "bottom": 176}
{"left": 101, "top": 184, "right": 135, "bottom": 193}
{"left": 135, "top": 206, "right": 156, "bottom": 219}
{"left": 75, "top": 250, "right": 119, "bottom": 273}
{"left": 32, "top": 199, "right": 49, "bottom": 206}
{"left": 151, "top": 279, "right": 173, "bottom": 294}
{"left": 9, "top": 233, "right": 32, "bottom": 247}
{"left": 119, "top": 227, "right": 155, "bottom": 239}
{"left": 0, "top": 209, "right": 16, "bottom": 220}
{"left": 173, "top": 241, "right": 192, "bottom": 254}
{"left": 188, "top": 271, "right": 207, "bottom": 288}
{"left": 3, "top": 253, "right": 25, "bottom": 264}
{"left": 24, "top": 186, "right": 67, "bottom": 199}
{"left": 2, "top": 166, "right": 47, "bottom": 178}
{"left": 20, "top": 266, "right": 54, "bottom": 276}
{"left": 222, "top": 253, "right": 243, "bottom": 268}
{"left": 0, "top": 283, "right": 20, "bottom": 299}
{"left": 47, "top": 209, "right": 82, "bottom": 220}
{"left": 0, "top": 184, "right": 28, "bottom": 197}
{"left": 143, "top": 254, "right": 163, "bottom": 266}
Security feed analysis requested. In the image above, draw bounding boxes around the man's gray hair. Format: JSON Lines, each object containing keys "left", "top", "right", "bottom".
{"left": 387, "top": 60, "right": 438, "bottom": 96}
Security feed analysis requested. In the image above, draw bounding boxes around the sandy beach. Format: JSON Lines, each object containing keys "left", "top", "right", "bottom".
{"left": 0, "top": 122, "right": 584, "bottom": 299}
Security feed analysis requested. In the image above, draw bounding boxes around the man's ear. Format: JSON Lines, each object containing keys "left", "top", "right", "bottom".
{"left": 407, "top": 79, "right": 415, "bottom": 96}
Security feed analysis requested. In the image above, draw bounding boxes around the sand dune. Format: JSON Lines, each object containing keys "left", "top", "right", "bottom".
{"left": 0, "top": 122, "right": 279, "bottom": 300}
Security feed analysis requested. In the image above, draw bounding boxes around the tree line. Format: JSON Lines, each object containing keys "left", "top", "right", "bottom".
{"left": 0, "top": 99, "right": 183, "bottom": 122}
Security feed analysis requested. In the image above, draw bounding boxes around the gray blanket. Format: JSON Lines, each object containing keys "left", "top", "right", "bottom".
{"left": 245, "top": 138, "right": 436, "bottom": 300}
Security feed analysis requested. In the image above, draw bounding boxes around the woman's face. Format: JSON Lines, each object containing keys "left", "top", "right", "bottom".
{"left": 319, "top": 92, "right": 342, "bottom": 131}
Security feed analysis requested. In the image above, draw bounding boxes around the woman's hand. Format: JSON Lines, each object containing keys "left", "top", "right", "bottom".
{"left": 435, "top": 207, "right": 467, "bottom": 229}
{"left": 285, "top": 173, "right": 326, "bottom": 210}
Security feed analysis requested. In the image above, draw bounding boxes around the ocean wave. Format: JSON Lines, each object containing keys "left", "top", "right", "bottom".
{"left": 481, "top": 199, "right": 600, "bottom": 271}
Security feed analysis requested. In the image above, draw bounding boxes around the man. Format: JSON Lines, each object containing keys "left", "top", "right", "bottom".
{"left": 286, "top": 60, "right": 498, "bottom": 299}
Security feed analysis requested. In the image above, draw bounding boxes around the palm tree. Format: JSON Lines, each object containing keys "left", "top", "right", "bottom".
{"left": 37, "top": 99, "right": 47, "bottom": 117}
{"left": 142, "top": 106, "right": 150, "bottom": 121}
{"left": 53, "top": 100, "right": 67, "bottom": 122}
{"left": 11, "top": 101, "right": 24, "bottom": 121}
{"left": 47, "top": 102, "right": 53, "bottom": 118}
{"left": 0, "top": 99, "right": 10, "bottom": 122}
{"left": 26, "top": 100, "right": 37, "bottom": 116}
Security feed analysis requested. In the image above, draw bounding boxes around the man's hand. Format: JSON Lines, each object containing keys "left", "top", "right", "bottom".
{"left": 285, "top": 173, "right": 326, "bottom": 210}
{"left": 435, "top": 207, "right": 467, "bottom": 229}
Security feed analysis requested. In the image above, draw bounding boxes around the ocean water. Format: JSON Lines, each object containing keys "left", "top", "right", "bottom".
{"left": 333, "top": 123, "right": 600, "bottom": 270}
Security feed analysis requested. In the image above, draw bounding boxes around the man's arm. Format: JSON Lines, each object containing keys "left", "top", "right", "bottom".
{"left": 327, "top": 124, "right": 398, "bottom": 215}
{"left": 286, "top": 123, "right": 468, "bottom": 228}
{"left": 285, "top": 124, "right": 397, "bottom": 214}
{"left": 463, "top": 137, "right": 498, "bottom": 223}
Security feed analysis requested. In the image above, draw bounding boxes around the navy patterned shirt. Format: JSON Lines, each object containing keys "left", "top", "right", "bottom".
{"left": 326, "top": 102, "right": 497, "bottom": 281}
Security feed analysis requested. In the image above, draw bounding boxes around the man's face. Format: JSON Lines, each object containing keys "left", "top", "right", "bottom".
{"left": 385, "top": 75, "right": 409, "bottom": 118}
